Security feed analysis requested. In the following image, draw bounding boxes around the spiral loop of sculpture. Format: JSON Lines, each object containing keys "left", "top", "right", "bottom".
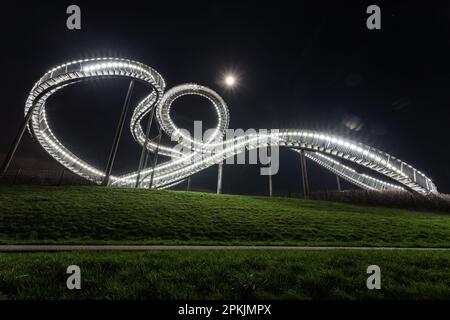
{"left": 25, "top": 58, "right": 437, "bottom": 194}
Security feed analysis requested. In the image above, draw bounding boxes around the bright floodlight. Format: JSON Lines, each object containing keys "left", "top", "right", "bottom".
{"left": 224, "top": 74, "right": 236, "bottom": 87}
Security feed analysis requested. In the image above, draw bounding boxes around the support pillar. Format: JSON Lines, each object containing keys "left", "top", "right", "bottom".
{"left": 268, "top": 174, "right": 273, "bottom": 197}
{"left": 135, "top": 104, "right": 156, "bottom": 188}
{"left": 336, "top": 175, "right": 342, "bottom": 191}
{"left": 58, "top": 168, "right": 66, "bottom": 186}
{"left": 187, "top": 176, "right": 191, "bottom": 191}
{"left": 268, "top": 146, "right": 273, "bottom": 197}
{"left": 136, "top": 121, "right": 162, "bottom": 189}
{"left": 217, "top": 162, "right": 223, "bottom": 194}
{"left": 299, "top": 150, "right": 310, "bottom": 199}
{"left": 148, "top": 124, "right": 162, "bottom": 189}
{"left": 102, "top": 80, "right": 134, "bottom": 186}
{"left": 0, "top": 106, "right": 36, "bottom": 179}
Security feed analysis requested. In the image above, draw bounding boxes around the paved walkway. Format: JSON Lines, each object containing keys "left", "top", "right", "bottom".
{"left": 1, "top": 245, "right": 450, "bottom": 252}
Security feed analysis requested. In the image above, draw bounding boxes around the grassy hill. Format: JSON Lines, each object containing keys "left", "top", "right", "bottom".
{"left": 1, "top": 185, "right": 450, "bottom": 247}
{"left": 2, "top": 185, "right": 450, "bottom": 299}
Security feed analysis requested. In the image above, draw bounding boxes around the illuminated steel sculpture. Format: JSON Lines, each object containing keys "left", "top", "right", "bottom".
{"left": 21, "top": 58, "right": 437, "bottom": 194}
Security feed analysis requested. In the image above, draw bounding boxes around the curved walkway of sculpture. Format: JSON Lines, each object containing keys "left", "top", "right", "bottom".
{"left": 25, "top": 57, "right": 437, "bottom": 194}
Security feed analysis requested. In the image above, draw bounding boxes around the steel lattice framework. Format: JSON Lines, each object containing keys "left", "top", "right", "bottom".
{"left": 24, "top": 58, "right": 438, "bottom": 194}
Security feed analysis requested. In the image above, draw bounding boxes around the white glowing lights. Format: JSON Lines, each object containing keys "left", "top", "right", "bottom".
{"left": 307, "top": 152, "right": 404, "bottom": 191}
{"left": 224, "top": 74, "right": 236, "bottom": 87}
{"left": 25, "top": 57, "right": 438, "bottom": 195}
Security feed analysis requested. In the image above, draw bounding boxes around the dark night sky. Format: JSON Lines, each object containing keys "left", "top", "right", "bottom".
{"left": 1, "top": 1, "right": 450, "bottom": 195}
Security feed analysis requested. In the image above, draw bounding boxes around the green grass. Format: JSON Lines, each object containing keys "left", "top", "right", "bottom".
{"left": 1, "top": 250, "right": 450, "bottom": 299}
{"left": 1, "top": 185, "right": 450, "bottom": 247}
{"left": 2, "top": 185, "right": 450, "bottom": 300}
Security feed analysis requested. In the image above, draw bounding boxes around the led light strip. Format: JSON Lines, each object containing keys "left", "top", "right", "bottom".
{"left": 25, "top": 58, "right": 438, "bottom": 195}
